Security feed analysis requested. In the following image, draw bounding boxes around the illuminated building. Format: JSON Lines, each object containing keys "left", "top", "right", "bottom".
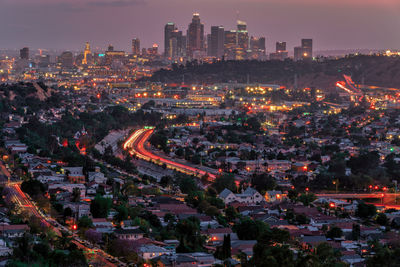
{"left": 132, "top": 38, "right": 140, "bottom": 55}
{"left": 276, "top": 42, "right": 286, "bottom": 52}
{"left": 250, "top": 36, "right": 266, "bottom": 60}
{"left": 164, "top": 24, "right": 185, "bottom": 59}
{"left": 269, "top": 42, "right": 288, "bottom": 60}
{"left": 20, "top": 47, "right": 29, "bottom": 60}
{"left": 235, "top": 20, "right": 249, "bottom": 60}
{"left": 293, "top": 39, "right": 313, "bottom": 61}
{"left": 105, "top": 45, "right": 126, "bottom": 65}
{"left": 164, "top": 23, "right": 176, "bottom": 57}
{"left": 187, "top": 13, "right": 204, "bottom": 58}
{"left": 82, "top": 42, "right": 91, "bottom": 65}
{"left": 224, "top": 30, "right": 237, "bottom": 60}
{"left": 301, "top": 39, "right": 313, "bottom": 60}
{"left": 59, "top": 51, "right": 74, "bottom": 68}
{"left": 208, "top": 26, "right": 225, "bottom": 58}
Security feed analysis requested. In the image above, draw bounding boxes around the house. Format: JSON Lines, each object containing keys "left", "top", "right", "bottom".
{"left": 63, "top": 167, "right": 85, "bottom": 184}
{"left": 92, "top": 218, "right": 114, "bottom": 233}
{"left": 115, "top": 228, "right": 144, "bottom": 240}
{"left": 36, "top": 174, "right": 65, "bottom": 184}
{"left": 88, "top": 171, "right": 107, "bottom": 184}
{"left": 0, "top": 224, "right": 29, "bottom": 239}
{"left": 219, "top": 187, "right": 264, "bottom": 204}
{"left": 264, "top": 191, "right": 284, "bottom": 202}
{"left": 63, "top": 202, "right": 91, "bottom": 218}
{"left": 139, "top": 244, "right": 169, "bottom": 260}
{"left": 0, "top": 239, "right": 12, "bottom": 256}
{"left": 153, "top": 254, "right": 198, "bottom": 267}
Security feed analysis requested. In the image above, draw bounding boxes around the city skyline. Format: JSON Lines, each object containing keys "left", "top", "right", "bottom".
{"left": 1, "top": 0, "right": 400, "bottom": 52}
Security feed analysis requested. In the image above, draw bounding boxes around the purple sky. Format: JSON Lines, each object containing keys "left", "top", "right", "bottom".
{"left": 1, "top": 0, "right": 400, "bottom": 53}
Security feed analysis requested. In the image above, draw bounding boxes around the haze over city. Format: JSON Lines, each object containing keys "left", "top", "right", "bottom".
{"left": 2, "top": 1, "right": 400, "bottom": 266}
{"left": 1, "top": 0, "right": 400, "bottom": 51}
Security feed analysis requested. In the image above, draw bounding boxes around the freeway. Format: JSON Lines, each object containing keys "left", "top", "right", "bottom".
{"left": 0, "top": 161, "right": 121, "bottom": 267}
{"left": 123, "top": 128, "right": 217, "bottom": 181}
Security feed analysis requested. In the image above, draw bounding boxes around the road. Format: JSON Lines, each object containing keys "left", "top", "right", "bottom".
{"left": 0, "top": 161, "right": 121, "bottom": 267}
{"left": 123, "top": 128, "right": 217, "bottom": 181}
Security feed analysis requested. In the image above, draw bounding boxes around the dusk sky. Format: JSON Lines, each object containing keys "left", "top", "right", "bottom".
{"left": 1, "top": 0, "right": 400, "bottom": 52}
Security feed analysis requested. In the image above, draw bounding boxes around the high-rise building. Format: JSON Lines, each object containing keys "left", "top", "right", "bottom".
{"left": 187, "top": 13, "right": 204, "bottom": 58}
{"left": 250, "top": 37, "right": 266, "bottom": 60}
{"left": 236, "top": 20, "right": 249, "bottom": 60}
{"left": 164, "top": 23, "right": 176, "bottom": 57}
{"left": 59, "top": 51, "right": 74, "bottom": 68}
{"left": 294, "top": 46, "right": 304, "bottom": 61}
{"left": 209, "top": 26, "right": 225, "bottom": 58}
{"left": 82, "top": 42, "right": 91, "bottom": 65}
{"left": 276, "top": 42, "right": 286, "bottom": 52}
{"left": 270, "top": 41, "right": 288, "bottom": 61}
{"left": 301, "top": 39, "right": 313, "bottom": 59}
{"left": 20, "top": 47, "right": 29, "bottom": 60}
{"left": 132, "top": 38, "right": 140, "bottom": 55}
{"left": 224, "top": 30, "right": 237, "bottom": 60}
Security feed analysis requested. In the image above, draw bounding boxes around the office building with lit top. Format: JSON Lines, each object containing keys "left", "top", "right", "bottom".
{"left": 187, "top": 13, "right": 204, "bottom": 59}
{"left": 235, "top": 20, "right": 249, "bottom": 60}
{"left": 270, "top": 41, "right": 288, "bottom": 60}
{"left": 249, "top": 36, "right": 266, "bottom": 60}
{"left": 164, "top": 23, "right": 186, "bottom": 59}
{"left": 208, "top": 26, "right": 225, "bottom": 58}
{"left": 132, "top": 38, "right": 140, "bottom": 55}
{"left": 301, "top": 38, "right": 313, "bottom": 59}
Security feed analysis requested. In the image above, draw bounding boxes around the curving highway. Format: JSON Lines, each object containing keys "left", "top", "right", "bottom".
{"left": 123, "top": 128, "right": 217, "bottom": 181}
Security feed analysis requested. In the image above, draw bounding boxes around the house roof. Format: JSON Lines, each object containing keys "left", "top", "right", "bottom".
{"left": 219, "top": 188, "right": 233, "bottom": 199}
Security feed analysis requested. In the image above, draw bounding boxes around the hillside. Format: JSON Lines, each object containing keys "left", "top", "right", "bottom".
{"left": 149, "top": 55, "right": 400, "bottom": 90}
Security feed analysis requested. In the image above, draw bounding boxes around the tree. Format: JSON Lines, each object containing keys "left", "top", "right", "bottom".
{"left": 376, "top": 213, "right": 389, "bottom": 226}
{"left": 78, "top": 216, "right": 93, "bottom": 229}
{"left": 351, "top": 223, "right": 360, "bottom": 241}
{"left": 114, "top": 205, "right": 129, "bottom": 222}
{"left": 90, "top": 195, "right": 112, "bottom": 218}
{"left": 356, "top": 202, "right": 377, "bottom": 219}
{"left": 85, "top": 229, "right": 102, "bottom": 244}
{"left": 215, "top": 234, "right": 231, "bottom": 260}
{"left": 251, "top": 173, "right": 276, "bottom": 192}
{"left": 326, "top": 226, "right": 343, "bottom": 239}
{"left": 175, "top": 216, "right": 205, "bottom": 253}
{"left": 212, "top": 174, "right": 236, "bottom": 193}
{"left": 234, "top": 218, "right": 269, "bottom": 240}
{"left": 297, "top": 193, "right": 316, "bottom": 206}
{"left": 71, "top": 188, "right": 81, "bottom": 202}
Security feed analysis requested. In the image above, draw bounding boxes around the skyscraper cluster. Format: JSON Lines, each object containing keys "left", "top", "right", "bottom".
{"left": 164, "top": 13, "right": 267, "bottom": 61}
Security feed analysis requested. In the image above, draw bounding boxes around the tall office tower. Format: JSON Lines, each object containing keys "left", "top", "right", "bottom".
{"left": 82, "top": 42, "right": 91, "bottom": 65}
{"left": 250, "top": 37, "right": 266, "bottom": 60}
{"left": 132, "top": 38, "right": 140, "bottom": 55}
{"left": 208, "top": 26, "right": 225, "bottom": 58}
{"left": 301, "top": 39, "right": 313, "bottom": 59}
{"left": 294, "top": 46, "right": 304, "bottom": 61}
{"left": 187, "top": 13, "right": 204, "bottom": 58}
{"left": 224, "top": 30, "right": 237, "bottom": 60}
{"left": 236, "top": 20, "right": 249, "bottom": 60}
{"left": 20, "top": 47, "right": 29, "bottom": 60}
{"left": 59, "top": 51, "right": 74, "bottom": 68}
{"left": 270, "top": 41, "right": 288, "bottom": 61}
{"left": 276, "top": 42, "right": 286, "bottom": 52}
{"left": 164, "top": 22, "right": 176, "bottom": 57}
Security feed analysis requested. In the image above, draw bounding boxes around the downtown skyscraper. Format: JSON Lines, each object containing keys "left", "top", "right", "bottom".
{"left": 187, "top": 13, "right": 204, "bottom": 59}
